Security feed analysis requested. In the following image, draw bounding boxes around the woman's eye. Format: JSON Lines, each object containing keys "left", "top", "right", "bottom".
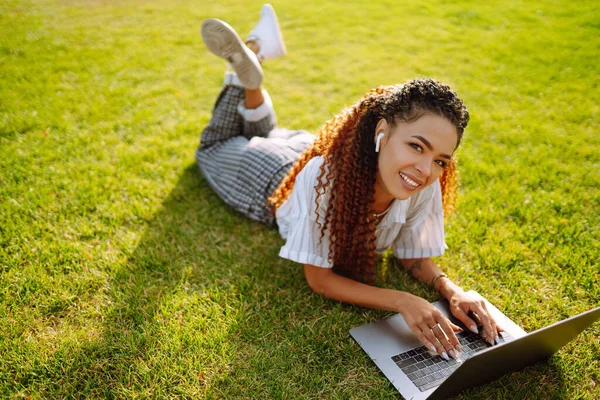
{"left": 409, "top": 143, "right": 423, "bottom": 152}
{"left": 435, "top": 160, "right": 448, "bottom": 168}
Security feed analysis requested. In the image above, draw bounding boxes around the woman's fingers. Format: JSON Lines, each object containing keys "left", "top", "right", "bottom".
{"left": 449, "top": 321, "right": 463, "bottom": 332}
{"left": 451, "top": 297, "right": 504, "bottom": 345}
{"left": 413, "top": 327, "right": 438, "bottom": 355}
{"left": 418, "top": 323, "right": 449, "bottom": 359}
{"left": 437, "top": 319, "right": 461, "bottom": 356}
{"left": 417, "top": 320, "right": 462, "bottom": 360}
{"left": 451, "top": 306, "right": 479, "bottom": 334}
{"left": 469, "top": 311, "right": 482, "bottom": 326}
{"left": 435, "top": 326, "right": 457, "bottom": 359}
{"left": 473, "top": 302, "right": 498, "bottom": 345}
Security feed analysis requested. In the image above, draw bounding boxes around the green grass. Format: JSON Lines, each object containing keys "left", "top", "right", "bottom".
{"left": 1, "top": 0, "right": 599, "bottom": 398}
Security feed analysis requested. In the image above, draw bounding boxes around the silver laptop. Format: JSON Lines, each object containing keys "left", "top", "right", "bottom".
{"left": 350, "top": 290, "right": 600, "bottom": 400}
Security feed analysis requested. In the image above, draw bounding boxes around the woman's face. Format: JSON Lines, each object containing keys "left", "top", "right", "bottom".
{"left": 375, "top": 113, "right": 458, "bottom": 201}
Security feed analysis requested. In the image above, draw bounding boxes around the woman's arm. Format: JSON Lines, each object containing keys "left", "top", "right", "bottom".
{"left": 304, "top": 263, "right": 462, "bottom": 359}
{"left": 304, "top": 263, "right": 411, "bottom": 312}
{"left": 397, "top": 257, "right": 462, "bottom": 299}
{"left": 398, "top": 257, "right": 502, "bottom": 345}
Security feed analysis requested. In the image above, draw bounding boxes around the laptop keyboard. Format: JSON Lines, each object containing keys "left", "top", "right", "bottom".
{"left": 391, "top": 330, "right": 513, "bottom": 392}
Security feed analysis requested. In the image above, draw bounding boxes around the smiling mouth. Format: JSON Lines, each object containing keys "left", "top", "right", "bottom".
{"left": 399, "top": 172, "right": 421, "bottom": 188}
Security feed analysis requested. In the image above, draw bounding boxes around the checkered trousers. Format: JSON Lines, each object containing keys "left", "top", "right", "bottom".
{"left": 196, "top": 85, "right": 315, "bottom": 227}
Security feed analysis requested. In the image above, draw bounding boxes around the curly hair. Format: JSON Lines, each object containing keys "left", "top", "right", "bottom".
{"left": 268, "top": 78, "right": 470, "bottom": 284}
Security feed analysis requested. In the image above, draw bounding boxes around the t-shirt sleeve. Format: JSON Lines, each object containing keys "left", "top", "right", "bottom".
{"left": 276, "top": 157, "right": 333, "bottom": 268}
{"left": 392, "top": 179, "right": 446, "bottom": 259}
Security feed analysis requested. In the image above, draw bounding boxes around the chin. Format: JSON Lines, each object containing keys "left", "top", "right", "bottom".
{"left": 391, "top": 189, "right": 415, "bottom": 201}
{"left": 393, "top": 184, "right": 425, "bottom": 200}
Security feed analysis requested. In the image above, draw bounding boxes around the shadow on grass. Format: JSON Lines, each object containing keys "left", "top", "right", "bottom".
{"left": 30, "top": 165, "right": 569, "bottom": 398}
{"left": 33, "top": 164, "right": 289, "bottom": 396}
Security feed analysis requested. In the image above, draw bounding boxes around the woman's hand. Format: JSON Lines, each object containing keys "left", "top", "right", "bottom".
{"left": 446, "top": 290, "right": 504, "bottom": 345}
{"left": 398, "top": 293, "right": 463, "bottom": 360}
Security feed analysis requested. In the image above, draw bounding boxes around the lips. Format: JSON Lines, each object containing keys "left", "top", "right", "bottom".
{"left": 399, "top": 172, "right": 423, "bottom": 188}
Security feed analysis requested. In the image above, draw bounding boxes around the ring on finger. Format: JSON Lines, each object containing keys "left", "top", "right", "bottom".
{"left": 432, "top": 324, "right": 446, "bottom": 340}
{"left": 431, "top": 324, "right": 455, "bottom": 358}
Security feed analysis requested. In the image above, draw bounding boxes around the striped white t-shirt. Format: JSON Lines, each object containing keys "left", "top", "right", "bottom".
{"left": 275, "top": 156, "right": 446, "bottom": 268}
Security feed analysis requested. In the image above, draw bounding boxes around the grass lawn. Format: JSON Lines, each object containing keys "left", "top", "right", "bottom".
{"left": 1, "top": 0, "right": 599, "bottom": 398}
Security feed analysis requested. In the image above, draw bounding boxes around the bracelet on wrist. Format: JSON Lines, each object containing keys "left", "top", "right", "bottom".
{"left": 437, "top": 277, "right": 453, "bottom": 293}
{"left": 431, "top": 273, "right": 447, "bottom": 290}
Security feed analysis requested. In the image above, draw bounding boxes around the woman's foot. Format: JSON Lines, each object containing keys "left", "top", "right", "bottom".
{"left": 201, "top": 19, "right": 263, "bottom": 89}
{"left": 246, "top": 4, "right": 287, "bottom": 62}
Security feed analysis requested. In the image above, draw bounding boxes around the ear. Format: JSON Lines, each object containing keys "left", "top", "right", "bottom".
{"left": 374, "top": 119, "right": 389, "bottom": 147}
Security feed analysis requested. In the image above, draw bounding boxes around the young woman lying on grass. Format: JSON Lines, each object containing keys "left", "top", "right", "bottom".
{"left": 197, "top": 4, "right": 503, "bottom": 362}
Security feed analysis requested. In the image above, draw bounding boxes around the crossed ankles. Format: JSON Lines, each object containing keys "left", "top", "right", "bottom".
{"left": 201, "top": 4, "right": 286, "bottom": 90}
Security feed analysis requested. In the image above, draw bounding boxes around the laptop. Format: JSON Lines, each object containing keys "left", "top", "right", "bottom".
{"left": 350, "top": 290, "right": 600, "bottom": 400}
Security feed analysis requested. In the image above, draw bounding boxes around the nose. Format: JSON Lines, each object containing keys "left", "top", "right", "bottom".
{"left": 415, "top": 157, "right": 431, "bottom": 178}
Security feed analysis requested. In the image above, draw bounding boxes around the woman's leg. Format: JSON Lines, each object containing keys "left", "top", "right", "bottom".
{"left": 196, "top": 79, "right": 278, "bottom": 209}
{"left": 197, "top": 9, "right": 312, "bottom": 226}
{"left": 244, "top": 85, "right": 264, "bottom": 110}
{"left": 236, "top": 40, "right": 264, "bottom": 109}
{"left": 199, "top": 17, "right": 279, "bottom": 149}
{"left": 197, "top": 17, "right": 279, "bottom": 220}
{"left": 197, "top": 85, "right": 245, "bottom": 151}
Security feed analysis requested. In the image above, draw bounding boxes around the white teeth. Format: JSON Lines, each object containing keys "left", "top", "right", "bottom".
{"left": 400, "top": 172, "right": 419, "bottom": 188}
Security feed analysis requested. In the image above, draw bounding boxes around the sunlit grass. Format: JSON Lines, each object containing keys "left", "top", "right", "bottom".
{"left": 1, "top": 0, "right": 599, "bottom": 398}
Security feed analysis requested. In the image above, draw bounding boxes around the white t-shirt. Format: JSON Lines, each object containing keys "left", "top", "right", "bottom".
{"left": 275, "top": 156, "right": 446, "bottom": 268}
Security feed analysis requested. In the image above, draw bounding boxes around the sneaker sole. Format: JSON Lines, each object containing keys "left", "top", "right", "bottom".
{"left": 201, "top": 19, "right": 263, "bottom": 89}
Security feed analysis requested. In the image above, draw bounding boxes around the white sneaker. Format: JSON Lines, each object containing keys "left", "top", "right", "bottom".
{"left": 201, "top": 18, "right": 263, "bottom": 89}
{"left": 246, "top": 4, "right": 287, "bottom": 62}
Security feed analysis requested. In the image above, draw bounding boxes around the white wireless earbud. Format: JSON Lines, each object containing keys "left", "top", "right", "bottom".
{"left": 375, "top": 132, "right": 385, "bottom": 153}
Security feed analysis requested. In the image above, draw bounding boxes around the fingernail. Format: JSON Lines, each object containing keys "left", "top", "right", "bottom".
{"left": 470, "top": 325, "right": 478, "bottom": 333}
{"left": 449, "top": 349, "right": 457, "bottom": 359}
{"left": 429, "top": 345, "right": 437, "bottom": 354}
{"left": 495, "top": 335, "right": 500, "bottom": 345}
{"left": 456, "top": 344, "right": 462, "bottom": 351}
{"left": 441, "top": 352, "right": 450, "bottom": 361}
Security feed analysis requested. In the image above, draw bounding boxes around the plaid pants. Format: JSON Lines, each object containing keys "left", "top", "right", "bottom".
{"left": 196, "top": 85, "right": 315, "bottom": 227}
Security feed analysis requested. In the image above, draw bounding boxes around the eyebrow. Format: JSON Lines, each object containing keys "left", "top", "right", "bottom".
{"left": 411, "top": 135, "right": 452, "bottom": 160}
